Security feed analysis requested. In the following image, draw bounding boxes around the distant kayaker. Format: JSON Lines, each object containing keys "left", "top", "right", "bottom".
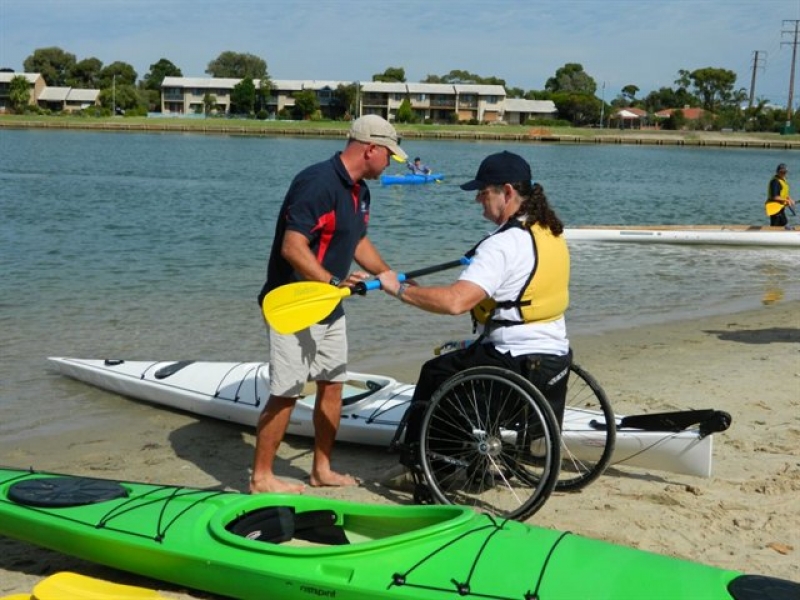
{"left": 407, "top": 157, "right": 432, "bottom": 175}
{"left": 378, "top": 150, "right": 571, "bottom": 476}
{"left": 253, "top": 115, "right": 407, "bottom": 494}
{"left": 766, "top": 163, "right": 796, "bottom": 227}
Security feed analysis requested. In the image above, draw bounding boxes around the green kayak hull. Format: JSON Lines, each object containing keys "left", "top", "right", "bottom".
{"left": 0, "top": 468, "right": 794, "bottom": 600}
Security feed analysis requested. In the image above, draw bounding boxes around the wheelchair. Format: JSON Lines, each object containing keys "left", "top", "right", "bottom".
{"left": 396, "top": 362, "right": 616, "bottom": 522}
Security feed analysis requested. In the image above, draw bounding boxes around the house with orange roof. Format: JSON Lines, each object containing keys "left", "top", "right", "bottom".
{"left": 654, "top": 106, "right": 713, "bottom": 129}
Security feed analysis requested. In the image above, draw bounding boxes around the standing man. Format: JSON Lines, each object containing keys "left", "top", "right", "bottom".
{"left": 252, "top": 115, "right": 407, "bottom": 494}
{"left": 766, "top": 163, "right": 796, "bottom": 227}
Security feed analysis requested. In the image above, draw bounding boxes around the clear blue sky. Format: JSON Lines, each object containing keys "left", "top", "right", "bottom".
{"left": 2, "top": 0, "right": 800, "bottom": 106}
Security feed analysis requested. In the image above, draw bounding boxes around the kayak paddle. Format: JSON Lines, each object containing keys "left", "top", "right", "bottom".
{"left": 766, "top": 199, "right": 797, "bottom": 217}
{"left": 28, "top": 571, "right": 169, "bottom": 600}
{"left": 262, "top": 257, "right": 471, "bottom": 334}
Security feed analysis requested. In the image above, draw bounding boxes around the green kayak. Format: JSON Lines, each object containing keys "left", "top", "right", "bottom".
{"left": 0, "top": 467, "right": 795, "bottom": 600}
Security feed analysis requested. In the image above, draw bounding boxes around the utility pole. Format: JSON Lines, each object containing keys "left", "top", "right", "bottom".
{"left": 748, "top": 50, "right": 766, "bottom": 109}
{"left": 599, "top": 81, "right": 606, "bottom": 128}
{"left": 781, "top": 19, "right": 800, "bottom": 134}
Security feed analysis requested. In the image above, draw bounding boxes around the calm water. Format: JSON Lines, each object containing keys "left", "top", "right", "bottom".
{"left": 1, "top": 129, "right": 798, "bottom": 441}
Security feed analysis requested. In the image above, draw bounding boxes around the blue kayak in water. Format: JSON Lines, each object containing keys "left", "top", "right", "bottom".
{"left": 380, "top": 173, "right": 444, "bottom": 185}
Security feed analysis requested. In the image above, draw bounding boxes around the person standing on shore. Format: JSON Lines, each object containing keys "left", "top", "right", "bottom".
{"left": 766, "top": 163, "right": 796, "bottom": 227}
{"left": 252, "top": 115, "right": 407, "bottom": 494}
{"left": 377, "top": 150, "right": 571, "bottom": 473}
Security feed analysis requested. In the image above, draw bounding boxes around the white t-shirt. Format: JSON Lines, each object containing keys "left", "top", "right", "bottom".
{"left": 458, "top": 223, "right": 569, "bottom": 357}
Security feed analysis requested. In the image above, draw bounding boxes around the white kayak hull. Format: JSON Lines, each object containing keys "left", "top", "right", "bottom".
{"left": 48, "top": 357, "right": 714, "bottom": 478}
{"left": 565, "top": 225, "right": 799, "bottom": 247}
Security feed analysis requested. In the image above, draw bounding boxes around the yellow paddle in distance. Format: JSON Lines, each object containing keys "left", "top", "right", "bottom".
{"left": 262, "top": 257, "right": 471, "bottom": 334}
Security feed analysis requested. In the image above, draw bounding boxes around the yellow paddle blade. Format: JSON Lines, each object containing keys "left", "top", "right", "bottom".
{"left": 262, "top": 281, "right": 353, "bottom": 334}
{"left": 32, "top": 572, "right": 168, "bottom": 600}
{"left": 765, "top": 200, "right": 785, "bottom": 216}
{"left": 0, "top": 594, "right": 31, "bottom": 600}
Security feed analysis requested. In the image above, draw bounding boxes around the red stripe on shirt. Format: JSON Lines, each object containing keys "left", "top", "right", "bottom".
{"left": 311, "top": 210, "right": 336, "bottom": 263}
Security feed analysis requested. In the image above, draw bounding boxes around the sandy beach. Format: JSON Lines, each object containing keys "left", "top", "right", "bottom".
{"left": 1, "top": 301, "right": 798, "bottom": 598}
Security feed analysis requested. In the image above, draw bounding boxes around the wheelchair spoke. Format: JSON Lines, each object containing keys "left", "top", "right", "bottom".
{"left": 419, "top": 367, "right": 561, "bottom": 521}
{"left": 556, "top": 363, "right": 616, "bottom": 491}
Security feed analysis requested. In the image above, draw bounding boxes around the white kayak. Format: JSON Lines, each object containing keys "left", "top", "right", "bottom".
{"left": 48, "top": 357, "right": 722, "bottom": 478}
{"left": 565, "top": 225, "right": 800, "bottom": 247}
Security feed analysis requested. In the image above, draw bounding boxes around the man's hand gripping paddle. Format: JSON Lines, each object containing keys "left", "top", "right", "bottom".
{"left": 262, "top": 257, "right": 470, "bottom": 334}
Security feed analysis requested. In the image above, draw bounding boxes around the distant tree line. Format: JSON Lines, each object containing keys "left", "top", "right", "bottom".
{"left": 373, "top": 64, "right": 797, "bottom": 132}
{"left": 5, "top": 47, "right": 798, "bottom": 131}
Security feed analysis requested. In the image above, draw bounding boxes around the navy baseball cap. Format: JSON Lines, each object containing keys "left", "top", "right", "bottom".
{"left": 460, "top": 151, "right": 532, "bottom": 191}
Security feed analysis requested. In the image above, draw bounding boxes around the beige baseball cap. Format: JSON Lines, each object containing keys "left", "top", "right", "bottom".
{"left": 349, "top": 115, "right": 407, "bottom": 160}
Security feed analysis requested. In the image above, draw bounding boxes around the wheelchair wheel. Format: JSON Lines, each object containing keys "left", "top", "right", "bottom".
{"left": 418, "top": 366, "right": 561, "bottom": 521}
{"left": 557, "top": 363, "right": 616, "bottom": 492}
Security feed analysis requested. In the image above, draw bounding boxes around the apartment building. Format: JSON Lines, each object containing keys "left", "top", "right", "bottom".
{"left": 160, "top": 76, "right": 557, "bottom": 124}
{"left": 503, "top": 98, "right": 559, "bottom": 125}
{"left": 161, "top": 77, "right": 346, "bottom": 117}
{"left": 161, "top": 76, "right": 249, "bottom": 114}
{"left": 0, "top": 72, "right": 45, "bottom": 113}
{"left": 0, "top": 71, "right": 99, "bottom": 113}
{"left": 0, "top": 71, "right": 557, "bottom": 123}
{"left": 38, "top": 87, "right": 100, "bottom": 112}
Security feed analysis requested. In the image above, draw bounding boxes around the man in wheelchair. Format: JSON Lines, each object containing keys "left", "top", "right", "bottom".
{"left": 377, "top": 151, "right": 572, "bottom": 486}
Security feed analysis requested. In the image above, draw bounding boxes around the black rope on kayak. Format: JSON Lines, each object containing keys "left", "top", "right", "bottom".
{"left": 138, "top": 361, "right": 163, "bottom": 380}
{"left": 399, "top": 520, "right": 504, "bottom": 574}
{"left": 0, "top": 471, "right": 231, "bottom": 545}
{"left": 215, "top": 361, "right": 246, "bottom": 398}
{"left": 214, "top": 362, "right": 260, "bottom": 407}
{"left": 249, "top": 362, "right": 267, "bottom": 408}
{"left": 364, "top": 385, "right": 413, "bottom": 424}
{"left": 96, "top": 486, "right": 230, "bottom": 542}
{"left": 456, "top": 514, "right": 511, "bottom": 595}
{"left": 524, "top": 530, "right": 572, "bottom": 600}
{"left": 605, "top": 432, "right": 690, "bottom": 469}
{"left": 388, "top": 516, "right": 520, "bottom": 599}
{"left": 601, "top": 409, "right": 730, "bottom": 469}
{"left": 209, "top": 362, "right": 262, "bottom": 408}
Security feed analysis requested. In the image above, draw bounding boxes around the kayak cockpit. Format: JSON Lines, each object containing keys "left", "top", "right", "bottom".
{"left": 217, "top": 500, "right": 474, "bottom": 551}
{"left": 227, "top": 506, "right": 347, "bottom": 546}
{"left": 295, "top": 377, "right": 390, "bottom": 408}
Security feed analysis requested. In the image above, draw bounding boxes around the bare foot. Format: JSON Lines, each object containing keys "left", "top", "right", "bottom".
{"left": 249, "top": 476, "right": 305, "bottom": 494}
{"left": 309, "top": 470, "right": 360, "bottom": 488}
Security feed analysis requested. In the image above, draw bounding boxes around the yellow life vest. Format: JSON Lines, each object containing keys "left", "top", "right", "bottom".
{"left": 765, "top": 176, "right": 789, "bottom": 217}
{"left": 470, "top": 221, "right": 569, "bottom": 329}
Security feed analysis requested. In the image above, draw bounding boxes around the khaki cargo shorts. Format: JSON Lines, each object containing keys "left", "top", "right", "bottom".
{"left": 265, "top": 317, "right": 348, "bottom": 397}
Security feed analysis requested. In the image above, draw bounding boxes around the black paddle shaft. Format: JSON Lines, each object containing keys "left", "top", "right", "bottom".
{"left": 351, "top": 257, "right": 469, "bottom": 295}
{"left": 404, "top": 258, "right": 469, "bottom": 279}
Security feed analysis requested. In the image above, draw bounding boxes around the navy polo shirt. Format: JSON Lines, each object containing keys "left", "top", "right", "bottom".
{"left": 259, "top": 152, "right": 370, "bottom": 322}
